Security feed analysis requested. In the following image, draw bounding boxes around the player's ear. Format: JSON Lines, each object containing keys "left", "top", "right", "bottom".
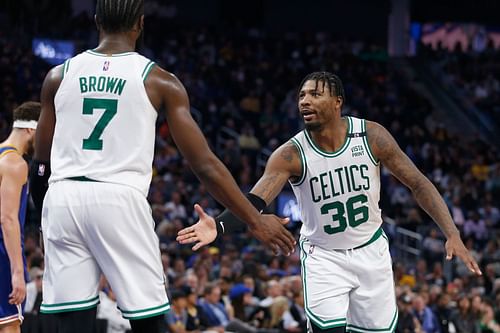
{"left": 94, "top": 14, "right": 101, "bottom": 31}
{"left": 336, "top": 95, "right": 343, "bottom": 111}
{"left": 139, "top": 15, "right": 144, "bottom": 31}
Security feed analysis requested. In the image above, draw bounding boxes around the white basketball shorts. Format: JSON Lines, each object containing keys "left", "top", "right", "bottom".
{"left": 40, "top": 180, "right": 170, "bottom": 319}
{"left": 300, "top": 229, "right": 398, "bottom": 333}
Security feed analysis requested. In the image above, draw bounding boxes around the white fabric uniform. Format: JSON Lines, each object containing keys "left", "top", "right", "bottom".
{"left": 41, "top": 50, "right": 169, "bottom": 319}
{"left": 290, "top": 116, "right": 397, "bottom": 332}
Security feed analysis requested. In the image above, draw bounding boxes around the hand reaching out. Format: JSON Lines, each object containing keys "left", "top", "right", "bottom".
{"left": 177, "top": 204, "right": 217, "bottom": 251}
{"left": 177, "top": 204, "right": 296, "bottom": 255}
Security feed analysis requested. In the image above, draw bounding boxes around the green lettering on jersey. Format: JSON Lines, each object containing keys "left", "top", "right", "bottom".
{"left": 114, "top": 78, "right": 126, "bottom": 95}
{"left": 88, "top": 76, "right": 97, "bottom": 92}
{"left": 78, "top": 76, "right": 127, "bottom": 96}
{"left": 309, "top": 177, "right": 321, "bottom": 203}
{"left": 106, "top": 77, "right": 118, "bottom": 93}
{"left": 319, "top": 172, "right": 331, "bottom": 201}
{"left": 79, "top": 77, "right": 88, "bottom": 93}
{"left": 360, "top": 164, "right": 370, "bottom": 190}
{"left": 349, "top": 165, "right": 361, "bottom": 191}
{"left": 320, "top": 193, "right": 370, "bottom": 235}
{"left": 97, "top": 76, "right": 106, "bottom": 92}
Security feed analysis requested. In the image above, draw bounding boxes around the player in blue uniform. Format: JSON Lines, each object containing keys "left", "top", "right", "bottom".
{"left": 0, "top": 102, "right": 40, "bottom": 333}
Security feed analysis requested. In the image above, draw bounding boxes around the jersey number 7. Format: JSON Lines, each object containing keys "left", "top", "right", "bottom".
{"left": 82, "top": 97, "right": 118, "bottom": 150}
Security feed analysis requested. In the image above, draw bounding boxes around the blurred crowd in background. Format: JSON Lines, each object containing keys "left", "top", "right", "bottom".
{"left": 0, "top": 4, "right": 499, "bottom": 333}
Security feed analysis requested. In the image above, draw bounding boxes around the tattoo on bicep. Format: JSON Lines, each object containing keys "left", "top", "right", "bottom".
{"left": 253, "top": 174, "right": 279, "bottom": 202}
{"left": 280, "top": 144, "right": 296, "bottom": 163}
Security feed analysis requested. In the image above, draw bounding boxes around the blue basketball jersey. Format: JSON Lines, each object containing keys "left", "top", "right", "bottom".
{"left": 0, "top": 146, "right": 28, "bottom": 324}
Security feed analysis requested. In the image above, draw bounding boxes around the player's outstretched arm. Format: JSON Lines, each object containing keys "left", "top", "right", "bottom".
{"left": 177, "top": 141, "right": 301, "bottom": 253}
{"left": 366, "top": 121, "right": 482, "bottom": 275}
{"left": 0, "top": 157, "right": 28, "bottom": 305}
{"left": 147, "top": 66, "right": 295, "bottom": 254}
{"left": 30, "top": 65, "right": 63, "bottom": 213}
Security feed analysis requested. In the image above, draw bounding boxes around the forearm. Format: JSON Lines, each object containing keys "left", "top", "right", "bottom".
{"left": 192, "top": 155, "right": 260, "bottom": 227}
{"left": 412, "top": 178, "right": 459, "bottom": 238}
{"left": 1, "top": 218, "right": 23, "bottom": 273}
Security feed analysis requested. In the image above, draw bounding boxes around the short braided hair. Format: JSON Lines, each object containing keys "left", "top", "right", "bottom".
{"left": 95, "top": 0, "right": 144, "bottom": 33}
{"left": 298, "top": 71, "right": 345, "bottom": 105}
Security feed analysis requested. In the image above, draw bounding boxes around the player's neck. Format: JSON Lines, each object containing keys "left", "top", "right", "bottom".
{"left": 308, "top": 117, "right": 348, "bottom": 153}
{"left": 3, "top": 131, "right": 29, "bottom": 155}
{"left": 94, "top": 33, "right": 136, "bottom": 54}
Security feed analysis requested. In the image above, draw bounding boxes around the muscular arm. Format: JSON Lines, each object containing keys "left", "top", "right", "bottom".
{"left": 251, "top": 142, "right": 302, "bottom": 205}
{"left": 366, "top": 121, "right": 459, "bottom": 238}
{"left": 145, "top": 66, "right": 262, "bottom": 226}
{"left": 34, "top": 65, "right": 63, "bottom": 161}
{"left": 0, "top": 158, "right": 27, "bottom": 275}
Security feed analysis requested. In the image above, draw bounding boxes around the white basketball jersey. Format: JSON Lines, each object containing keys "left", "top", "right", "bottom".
{"left": 51, "top": 50, "right": 157, "bottom": 196}
{"left": 290, "top": 116, "right": 382, "bottom": 249}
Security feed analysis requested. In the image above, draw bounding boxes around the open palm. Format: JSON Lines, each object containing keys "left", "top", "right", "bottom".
{"left": 177, "top": 204, "right": 217, "bottom": 251}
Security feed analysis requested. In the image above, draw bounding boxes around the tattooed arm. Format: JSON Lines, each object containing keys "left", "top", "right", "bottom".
{"left": 251, "top": 141, "right": 303, "bottom": 204}
{"left": 366, "top": 121, "right": 481, "bottom": 275}
{"left": 177, "top": 141, "right": 301, "bottom": 251}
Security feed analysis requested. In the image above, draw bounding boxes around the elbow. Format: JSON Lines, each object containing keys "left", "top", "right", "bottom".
{"left": 190, "top": 154, "right": 221, "bottom": 181}
{"left": 0, "top": 215, "right": 17, "bottom": 228}
{"left": 411, "top": 178, "right": 433, "bottom": 198}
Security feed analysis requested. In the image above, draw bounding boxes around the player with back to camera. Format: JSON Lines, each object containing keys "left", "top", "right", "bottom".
{"left": 0, "top": 102, "right": 40, "bottom": 333}
{"left": 29, "top": 1, "right": 295, "bottom": 333}
{"left": 177, "top": 72, "right": 482, "bottom": 333}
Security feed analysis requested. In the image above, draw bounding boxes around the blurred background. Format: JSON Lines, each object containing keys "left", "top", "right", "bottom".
{"left": 0, "top": 0, "right": 499, "bottom": 332}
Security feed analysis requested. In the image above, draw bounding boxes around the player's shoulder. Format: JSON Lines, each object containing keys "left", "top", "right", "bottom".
{"left": 364, "top": 120, "right": 390, "bottom": 140}
{"left": 146, "top": 63, "right": 187, "bottom": 95}
{"left": 0, "top": 152, "right": 28, "bottom": 179}
{"left": 269, "top": 140, "right": 301, "bottom": 166}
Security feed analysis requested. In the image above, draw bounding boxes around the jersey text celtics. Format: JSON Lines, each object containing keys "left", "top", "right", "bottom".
{"left": 290, "top": 116, "right": 382, "bottom": 249}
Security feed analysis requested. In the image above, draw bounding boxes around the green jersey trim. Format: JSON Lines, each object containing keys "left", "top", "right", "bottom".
{"left": 62, "top": 58, "right": 71, "bottom": 79}
{"left": 304, "top": 116, "right": 352, "bottom": 158}
{"left": 346, "top": 309, "right": 398, "bottom": 332}
{"left": 289, "top": 138, "right": 307, "bottom": 186}
{"left": 300, "top": 239, "right": 347, "bottom": 329}
{"left": 362, "top": 120, "right": 379, "bottom": 166}
{"left": 142, "top": 61, "right": 155, "bottom": 82}
{"left": 85, "top": 49, "right": 138, "bottom": 57}
{"left": 353, "top": 227, "right": 383, "bottom": 250}
{"left": 66, "top": 176, "right": 100, "bottom": 182}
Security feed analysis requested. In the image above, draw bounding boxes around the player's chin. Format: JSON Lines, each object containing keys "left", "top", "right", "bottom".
{"left": 304, "top": 121, "right": 322, "bottom": 131}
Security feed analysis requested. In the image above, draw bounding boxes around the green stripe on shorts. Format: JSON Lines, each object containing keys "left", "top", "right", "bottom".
{"left": 120, "top": 302, "right": 170, "bottom": 319}
{"left": 300, "top": 238, "right": 347, "bottom": 329}
{"left": 40, "top": 296, "right": 100, "bottom": 314}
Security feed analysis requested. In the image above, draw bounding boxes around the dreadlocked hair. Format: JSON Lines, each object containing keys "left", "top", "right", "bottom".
{"left": 298, "top": 71, "right": 345, "bottom": 104}
{"left": 96, "top": 0, "right": 144, "bottom": 33}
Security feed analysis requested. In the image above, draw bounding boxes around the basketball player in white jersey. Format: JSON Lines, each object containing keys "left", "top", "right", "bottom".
{"left": 29, "top": 1, "right": 295, "bottom": 332}
{"left": 177, "top": 72, "right": 482, "bottom": 333}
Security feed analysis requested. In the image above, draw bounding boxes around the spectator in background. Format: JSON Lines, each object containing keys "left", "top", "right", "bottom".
{"left": 433, "top": 293, "right": 455, "bottom": 333}
{"left": 164, "top": 191, "right": 188, "bottom": 221}
{"left": 165, "top": 289, "right": 189, "bottom": 333}
{"left": 450, "top": 294, "right": 481, "bottom": 333}
{"left": 412, "top": 294, "right": 441, "bottom": 333}
{"left": 463, "top": 212, "right": 488, "bottom": 247}
{"left": 422, "top": 229, "right": 446, "bottom": 266}
{"left": 198, "top": 283, "right": 258, "bottom": 333}
{"left": 480, "top": 300, "right": 500, "bottom": 333}
{"left": 289, "top": 290, "right": 306, "bottom": 332}
{"left": 259, "top": 280, "right": 283, "bottom": 308}
{"left": 397, "top": 293, "right": 421, "bottom": 333}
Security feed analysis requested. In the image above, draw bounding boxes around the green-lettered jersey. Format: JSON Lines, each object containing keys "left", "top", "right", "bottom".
{"left": 290, "top": 116, "right": 382, "bottom": 249}
{"left": 51, "top": 50, "right": 157, "bottom": 196}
